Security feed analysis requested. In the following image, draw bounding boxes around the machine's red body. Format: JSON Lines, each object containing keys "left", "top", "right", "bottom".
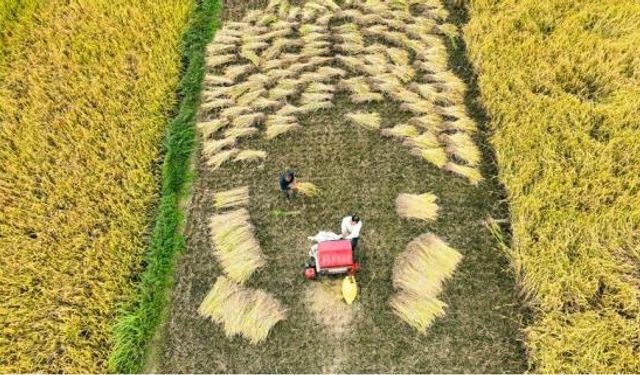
{"left": 304, "top": 240, "right": 359, "bottom": 280}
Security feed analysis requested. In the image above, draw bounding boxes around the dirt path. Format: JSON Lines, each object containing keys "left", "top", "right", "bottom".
{"left": 151, "top": 0, "right": 528, "bottom": 372}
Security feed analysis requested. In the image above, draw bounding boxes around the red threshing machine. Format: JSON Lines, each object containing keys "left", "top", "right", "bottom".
{"left": 304, "top": 239, "right": 360, "bottom": 280}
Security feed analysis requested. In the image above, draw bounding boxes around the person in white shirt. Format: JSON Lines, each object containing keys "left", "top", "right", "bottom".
{"left": 341, "top": 214, "right": 362, "bottom": 250}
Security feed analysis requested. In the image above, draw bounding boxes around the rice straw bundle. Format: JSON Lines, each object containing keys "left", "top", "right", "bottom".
{"left": 209, "top": 209, "right": 265, "bottom": 283}
{"left": 206, "top": 148, "right": 239, "bottom": 169}
{"left": 382, "top": 123, "right": 420, "bottom": 139}
{"left": 296, "top": 182, "right": 319, "bottom": 197}
{"left": 440, "top": 117, "right": 477, "bottom": 133}
{"left": 364, "top": 52, "right": 388, "bottom": 66}
{"left": 224, "top": 127, "right": 259, "bottom": 139}
{"left": 242, "top": 41, "right": 269, "bottom": 51}
{"left": 346, "top": 111, "right": 381, "bottom": 130}
{"left": 220, "top": 105, "right": 251, "bottom": 119}
{"left": 203, "top": 85, "right": 231, "bottom": 99}
{"left": 251, "top": 96, "right": 282, "bottom": 111}
{"left": 410, "top": 82, "right": 442, "bottom": 101}
{"left": 300, "top": 24, "right": 325, "bottom": 34}
{"left": 199, "top": 276, "right": 286, "bottom": 343}
{"left": 350, "top": 92, "right": 384, "bottom": 103}
{"left": 300, "top": 92, "right": 333, "bottom": 105}
{"left": 428, "top": 71, "right": 466, "bottom": 94}
{"left": 435, "top": 23, "right": 458, "bottom": 38}
{"left": 400, "top": 100, "right": 433, "bottom": 115}
{"left": 391, "top": 87, "right": 423, "bottom": 103}
{"left": 413, "top": 59, "right": 446, "bottom": 74}
{"left": 240, "top": 49, "right": 262, "bottom": 66}
{"left": 299, "top": 100, "right": 334, "bottom": 113}
{"left": 386, "top": 47, "right": 410, "bottom": 66}
{"left": 316, "top": 66, "right": 347, "bottom": 78}
{"left": 307, "top": 56, "right": 333, "bottom": 68}
{"left": 232, "top": 112, "right": 265, "bottom": 128}
{"left": 409, "top": 114, "right": 442, "bottom": 131}
{"left": 390, "top": 292, "right": 446, "bottom": 332}
{"left": 444, "top": 162, "right": 483, "bottom": 185}
{"left": 437, "top": 105, "right": 467, "bottom": 120}
{"left": 442, "top": 132, "right": 481, "bottom": 166}
{"left": 207, "top": 43, "right": 236, "bottom": 56}
{"left": 361, "top": 63, "right": 389, "bottom": 77}
{"left": 363, "top": 24, "right": 388, "bottom": 37}
{"left": 404, "top": 130, "right": 439, "bottom": 149}
{"left": 337, "top": 32, "right": 364, "bottom": 45}
{"left": 265, "top": 122, "right": 301, "bottom": 140}
{"left": 201, "top": 99, "right": 234, "bottom": 113}
{"left": 334, "top": 23, "right": 358, "bottom": 33}
{"left": 306, "top": 82, "right": 335, "bottom": 93}
{"left": 198, "top": 119, "right": 229, "bottom": 139}
{"left": 234, "top": 149, "right": 268, "bottom": 162}
{"left": 225, "top": 64, "right": 256, "bottom": 81}
{"left": 213, "top": 34, "right": 240, "bottom": 45}
{"left": 214, "top": 186, "right": 250, "bottom": 210}
{"left": 411, "top": 146, "right": 448, "bottom": 167}
{"left": 202, "top": 137, "right": 237, "bottom": 157}
{"left": 380, "top": 30, "right": 408, "bottom": 46}
{"left": 336, "top": 41, "right": 366, "bottom": 56}
{"left": 276, "top": 104, "right": 303, "bottom": 116}
{"left": 390, "top": 233, "right": 462, "bottom": 332}
{"left": 381, "top": 17, "right": 407, "bottom": 31}
{"left": 301, "top": 47, "right": 330, "bottom": 58}
{"left": 265, "top": 68, "right": 294, "bottom": 81}
{"left": 395, "top": 192, "right": 439, "bottom": 221}
{"left": 262, "top": 58, "right": 287, "bottom": 71}
{"left": 204, "top": 74, "right": 234, "bottom": 86}
{"left": 370, "top": 74, "right": 402, "bottom": 93}
{"left": 268, "top": 79, "right": 301, "bottom": 100}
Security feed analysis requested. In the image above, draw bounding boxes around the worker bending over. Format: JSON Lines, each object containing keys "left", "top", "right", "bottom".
{"left": 279, "top": 168, "right": 297, "bottom": 200}
{"left": 341, "top": 214, "right": 362, "bottom": 250}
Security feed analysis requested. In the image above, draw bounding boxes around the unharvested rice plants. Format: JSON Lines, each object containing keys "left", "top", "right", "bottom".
{"left": 464, "top": 0, "right": 640, "bottom": 372}
{"left": 396, "top": 192, "right": 439, "bottom": 222}
{"left": 199, "top": 276, "right": 287, "bottom": 344}
{"left": 0, "top": 0, "right": 193, "bottom": 372}
{"left": 197, "top": 0, "right": 482, "bottom": 184}
{"left": 391, "top": 233, "right": 462, "bottom": 332}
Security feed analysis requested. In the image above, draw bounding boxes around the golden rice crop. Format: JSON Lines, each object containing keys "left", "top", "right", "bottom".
{"left": 296, "top": 182, "right": 320, "bottom": 197}
{"left": 208, "top": 209, "right": 265, "bottom": 283}
{"left": 346, "top": 111, "right": 381, "bottom": 130}
{"left": 0, "top": 0, "right": 193, "bottom": 372}
{"left": 214, "top": 186, "right": 250, "bottom": 210}
{"left": 199, "top": 276, "right": 286, "bottom": 344}
{"left": 465, "top": 0, "right": 640, "bottom": 371}
{"left": 395, "top": 193, "right": 439, "bottom": 222}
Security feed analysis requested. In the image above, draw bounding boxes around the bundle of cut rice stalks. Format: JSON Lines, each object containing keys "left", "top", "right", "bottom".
{"left": 346, "top": 111, "right": 381, "bottom": 130}
{"left": 296, "top": 182, "right": 319, "bottom": 197}
{"left": 209, "top": 209, "right": 265, "bottom": 283}
{"left": 442, "top": 132, "right": 481, "bottom": 166}
{"left": 410, "top": 145, "right": 448, "bottom": 168}
{"left": 199, "top": 276, "right": 287, "bottom": 344}
{"left": 444, "top": 162, "right": 483, "bottom": 186}
{"left": 206, "top": 148, "right": 240, "bottom": 169}
{"left": 390, "top": 233, "right": 463, "bottom": 332}
{"left": 381, "top": 123, "right": 420, "bottom": 139}
{"left": 214, "top": 186, "right": 250, "bottom": 210}
{"left": 395, "top": 192, "right": 439, "bottom": 221}
{"left": 234, "top": 149, "right": 268, "bottom": 163}
{"left": 198, "top": 119, "right": 229, "bottom": 139}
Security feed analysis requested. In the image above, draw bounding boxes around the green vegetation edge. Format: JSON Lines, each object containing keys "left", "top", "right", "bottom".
{"left": 107, "top": 0, "right": 220, "bottom": 372}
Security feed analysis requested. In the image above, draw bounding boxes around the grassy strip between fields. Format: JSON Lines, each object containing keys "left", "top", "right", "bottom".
{"left": 107, "top": 0, "right": 220, "bottom": 372}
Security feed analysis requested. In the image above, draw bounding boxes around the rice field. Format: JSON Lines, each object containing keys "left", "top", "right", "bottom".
{"left": 464, "top": 0, "right": 640, "bottom": 372}
{"left": 149, "top": 0, "right": 528, "bottom": 372}
{"left": 0, "top": 0, "right": 193, "bottom": 372}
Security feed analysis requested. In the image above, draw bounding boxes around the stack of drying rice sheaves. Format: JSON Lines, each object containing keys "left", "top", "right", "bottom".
{"left": 214, "top": 186, "right": 250, "bottom": 210}
{"left": 395, "top": 192, "right": 439, "bottom": 222}
{"left": 199, "top": 276, "right": 287, "bottom": 344}
{"left": 390, "top": 233, "right": 462, "bottom": 332}
{"left": 208, "top": 208, "right": 265, "bottom": 283}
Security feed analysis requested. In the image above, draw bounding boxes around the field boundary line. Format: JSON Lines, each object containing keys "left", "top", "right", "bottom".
{"left": 107, "top": 0, "right": 220, "bottom": 372}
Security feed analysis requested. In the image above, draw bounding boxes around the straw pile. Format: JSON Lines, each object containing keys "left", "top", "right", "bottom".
{"left": 208, "top": 209, "right": 265, "bottom": 283}
{"left": 199, "top": 276, "right": 287, "bottom": 344}
{"left": 390, "top": 233, "right": 463, "bottom": 332}
{"left": 296, "top": 182, "right": 320, "bottom": 197}
{"left": 395, "top": 192, "right": 439, "bottom": 222}
{"left": 304, "top": 281, "right": 355, "bottom": 336}
{"left": 213, "top": 186, "right": 250, "bottom": 210}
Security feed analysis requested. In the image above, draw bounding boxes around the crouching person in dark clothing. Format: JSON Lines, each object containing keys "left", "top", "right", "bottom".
{"left": 279, "top": 169, "right": 298, "bottom": 200}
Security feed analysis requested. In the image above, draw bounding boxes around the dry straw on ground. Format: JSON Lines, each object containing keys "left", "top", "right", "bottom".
{"left": 208, "top": 209, "right": 265, "bottom": 283}
{"left": 395, "top": 192, "right": 439, "bottom": 222}
{"left": 199, "top": 276, "right": 287, "bottom": 344}
{"left": 304, "top": 281, "right": 355, "bottom": 336}
{"left": 214, "top": 186, "right": 250, "bottom": 210}
{"left": 390, "top": 233, "right": 462, "bottom": 333}
{"left": 296, "top": 182, "right": 320, "bottom": 197}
